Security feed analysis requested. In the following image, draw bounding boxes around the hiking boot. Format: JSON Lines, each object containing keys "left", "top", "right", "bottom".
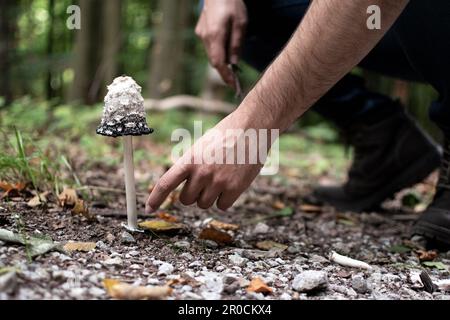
{"left": 313, "top": 106, "right": 441, "bottom": 212}
{"left": 413, "top": 138, "right": 450, "bottom": 247}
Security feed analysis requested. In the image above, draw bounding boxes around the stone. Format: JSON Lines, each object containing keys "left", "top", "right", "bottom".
{"left": 181, "top": 252, "right": 194, "bottom": 261}
{"left": 222, "top": 276, "right": 240, "bottom": 294}
{"left": 351, "top": 274, "right": 370, "bottom": 294}
{"left": 292, "top": 270, "right": 328, "bottom": 293}
{"left": 88, "top": 287, "right": 105, "bottom": 297}
{"left": 174, "top": 241, "right": 190, "bottom": 249}
{"left": 253, "top": 222, "right": 270, "bottom": 234}
{"left": 103, "top": 257, "right": 123, "bottom": 267}
{"left": 279, "top": 292, "right": 292, "bottom": 300}
{"left": 158, "top": 262, "right": 174, "bottom": 276}
{"left": 105, "top": 233, "right": 115, "bottom": 243}
{"left": 228, "top": 254, "right": 247, "bottom": 267}
{"left": 120, "top": 231, "right": 136, "bottom": 244}
{"left": 68, "top": 287, "right": 86, "bottom": 299}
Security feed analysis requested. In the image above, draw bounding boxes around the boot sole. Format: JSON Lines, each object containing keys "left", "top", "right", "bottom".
{"left": 330, "top": 149, "right": 441, "bottom": 212}
{"left": 413, "top": 220, "right": 450, "bottom": 247}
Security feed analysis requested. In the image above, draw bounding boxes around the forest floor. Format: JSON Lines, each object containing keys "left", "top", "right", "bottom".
{"left": 2, "top": 157, "right": 450, "bottom": 300}
{"left": 1, "top": 106, "right": 450, "bottom": 300}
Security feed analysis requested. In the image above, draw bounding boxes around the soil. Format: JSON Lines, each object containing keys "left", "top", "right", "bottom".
{"left": 1, "top": 163, "right": 450, "bottom": 300}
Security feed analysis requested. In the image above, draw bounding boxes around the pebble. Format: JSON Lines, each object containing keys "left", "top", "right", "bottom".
{"left": 120, "top": 231, "right": 136, "bottom": 244}
{"left": 292, "top": 270, "right": 328, "bottom": 292}
{"left": 103, "top": 257, "right": 123, "bottom": 267}
{"left": 279, "top": 292, "right": 292, "bottom": 300}
{"left": 181, "top": 252, "right": 194, "bottom": 261}
{"left": 222, "top": 276, "right": 240, "bottom": 294}
{"left": 183, "top": 292, "right": 202, "bottom": 300}
{"left": 95, "top": 241, "right": 108, "bottom": 250}
{"left": 174, "top": 241, "right": 191, "bottom": 250}
{"left": 128, "top": 250, "right": 140, "bottom": 257}
{"left": 158, "top": 263, "right": 174, "bottom": 276}
{"left": 215, "top": 265, "right": 225, "bottom": 272}
{"left": 68, "top": 287, "right": 86, "bottom": 299}
{"left": 189, "top": 261, "right": 202, "bottom": 268}
{"left": 310, "top": 254, "right": 328, "bottom": 264}
{"left": 228, "top": 254, "right": 247, "bottom": 267}
{"left": 0, "top": 271, "right": 17, "bottom": 294}
{"left": 351, "top": 275, "right": 370, "bottom": 294}
{"left": 202, "top": 240, "right": 219, "bottom": 249}
{"left": 88, "top": 287, "right": 105, "bottom": 297}
{"left": 105, "top": 233, "right": 115, "bottom": 243}
{"left": 253, "top": 222, "right": 270, "bottom": 234}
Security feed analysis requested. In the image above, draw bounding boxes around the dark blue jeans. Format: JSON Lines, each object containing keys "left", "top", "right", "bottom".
{"left": 241, "top": 0, "right": 450, "bottom": 133}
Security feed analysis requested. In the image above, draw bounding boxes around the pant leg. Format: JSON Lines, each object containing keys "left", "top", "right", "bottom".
{"left": 392, "top": 0, "right": 450, "bottom": 135}
{"left": 242, "top": 0, "right": 417, "bottom": 127}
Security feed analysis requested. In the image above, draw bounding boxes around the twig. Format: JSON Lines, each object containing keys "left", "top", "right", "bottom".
{"left": 76, "top": 185, "right": 148, "bottom": 197}
{"left": 144, "top": 95, "right": 236, "bottom": 114}
{"left": 329, "top": 251, "right": 372, "bottom": 270}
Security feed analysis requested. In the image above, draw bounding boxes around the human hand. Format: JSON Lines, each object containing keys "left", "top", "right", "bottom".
{"left": 146, "top": 109, "right": 273, "bottom": 212}
{"left": 195, "top": 0, "right": 248, "bottom": 87}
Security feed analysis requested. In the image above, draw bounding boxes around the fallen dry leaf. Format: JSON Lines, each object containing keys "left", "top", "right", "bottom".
{"left": 27, "top": 192, "right": 49, "bottom": 208}
{"left": 0, "top": 181, "right": 26, "bottom": 198}
{"left": 138, "top": 219, "right": 185, "bottom": 232}
{"left": 155, "top": 212, "right": 179, "bottom": 222}
{"left": 103, "top": 279, "right": 172, "bottom": 300}
{"left": 246, "top": 277, "right": 272, "bottom": 294}
{"left": 63, "top": 241, "right": 96, "bottom": 252}
{"left": 416, "top": 250, "right": 438, "bottom": 262}
{"left": 198, "top": 226, "right": 233, "bottom": 245}
{"left": 256, "top": 240, "right": 288, "bottom": 252}
{"left": 272, "top": 200, "right": 285, "bottom": 210}
{"left": 58, "top": 188, "right": 78, "bottom": 207}
{"left": 209, "top": 220, "right": 239, "bottom": 231}
{"left": 299, "top": 204, "right": 323, "bottom": 213}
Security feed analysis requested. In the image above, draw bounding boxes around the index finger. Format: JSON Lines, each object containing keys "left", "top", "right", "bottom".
{"left": 146, "top": 164, "right": 190, "bottom": 213}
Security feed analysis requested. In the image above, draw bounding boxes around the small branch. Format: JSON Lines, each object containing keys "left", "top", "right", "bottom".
{"left": 144, "top": 95, "right": 236, "bottom": 114}
{"left": 76, "top": 185, "right": 148, "bottom": 197}
{"left": 329, "top": 251, "right": 372, "bottom": 270}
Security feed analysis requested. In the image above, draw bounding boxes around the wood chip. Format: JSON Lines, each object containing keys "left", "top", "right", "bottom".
{"left": 246, "top": 277, "right": 272, "bottom": 294}
{"left": 198, "top": 226, "right": 233, "bottom": 245}
{"left": 209, "top": 220, "right": 239, "bottom": 231}
{"left": 63, "top": 241, "right": 96, "bottom": 252}
{"left": 103, "top": 279, "right": 172, "bottom": 300}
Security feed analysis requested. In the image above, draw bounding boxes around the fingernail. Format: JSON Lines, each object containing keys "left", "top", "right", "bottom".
{"left": 230, "top": 55, "right": 238, "bottom": 65}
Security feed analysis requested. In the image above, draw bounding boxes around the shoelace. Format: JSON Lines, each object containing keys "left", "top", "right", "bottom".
{"left": 437, "top": 138, "right": 450, "bottom": 191}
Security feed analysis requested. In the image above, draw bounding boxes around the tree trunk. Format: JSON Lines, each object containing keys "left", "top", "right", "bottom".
{"left": 69, "top": 0, "right": 103, "bottom": 104}
{"left": 46, "top": 0, "right": 56, "bottom": 100}
{"left": 147, "top": 0, "right": 193, "bottom": 98}
{"left": 0, "top": 0, "right": 18, "bottom": 106}
{"left": 100, "top": 0, "right": 122, "bottom": 95}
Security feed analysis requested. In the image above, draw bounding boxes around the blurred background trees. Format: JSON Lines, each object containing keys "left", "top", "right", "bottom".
{"left": 0, "top": 0, "right": 441, "bottom": 138}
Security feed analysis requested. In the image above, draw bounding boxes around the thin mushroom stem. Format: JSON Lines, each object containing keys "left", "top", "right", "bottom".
{"left": 123, "top": 135, "right": 138, "bottom": 231}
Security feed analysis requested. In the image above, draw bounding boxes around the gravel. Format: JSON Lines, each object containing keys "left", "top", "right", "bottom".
{"left": 292, "top": 271, "right": 328, "bottom": 293}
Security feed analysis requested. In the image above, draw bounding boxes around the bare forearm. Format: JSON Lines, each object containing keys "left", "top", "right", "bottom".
{"left": 239, "top": 0, "right": 409, "bottom": 132}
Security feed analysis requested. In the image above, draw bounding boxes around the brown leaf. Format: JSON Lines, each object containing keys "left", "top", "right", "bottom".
{"left": 246, "top": 277, "right": 272, "bottom": 294}
{"left": 272, "top": 200, "right": 285, "bottom": 210}
{"left": 209, "top": 220, "right": 239, "bottom": 231}
{"left": 416, "top": 249, "right": 438, "bottom": 262}
{"left": 198, "top": 226, "right": 233, "bottom": 245}
{"left": 299, "top": 204, "right": 322, "bottom": 213}
{"left": 256, "top": 240, "right": 288, "bottom": 252}
{"left": 63, "top": 241, "right": 96, "bottom": 252}
{"left": 58, "top": 188, "right": 78, "bottom": 207}
{"left": 0, "top": 181, "right": 26, "bottom": 198}
{"left": 71, "top": 199, "right": 94, "bottom": 220}
{"left": 27, "top": 192, "right": 49, "bottom": 208}
{"left": 103, "top": 279, "right": 172, "bottom": 300}
{"left": 155, "top": 212, "right": 179, "bottom": 222}
{"left": 138, "top": 219, "right": 185, "bottom": 232}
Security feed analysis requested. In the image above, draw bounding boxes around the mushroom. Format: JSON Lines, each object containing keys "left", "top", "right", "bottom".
{"left": 97, "top": 76, "right": 153, "bottom": 231}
